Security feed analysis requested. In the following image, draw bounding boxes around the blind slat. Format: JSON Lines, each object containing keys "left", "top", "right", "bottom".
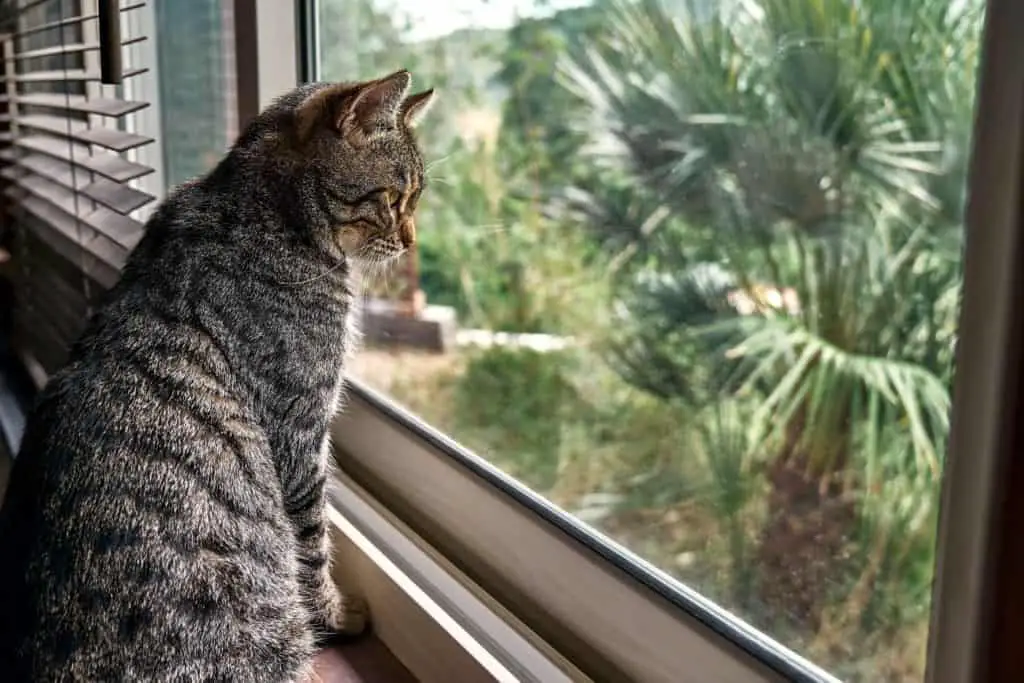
{"left": 2, "top": 171, "right": 141, "bottom": 251}
{"left": 15, "top": 134, "right": 153, "bottom": 183}
{"left": 18, "top": 113, "right": 153, "bottom": 152}
{"left": 14, "top": 94, "right": 148, "bottom": 117}
{"left": 81, "top": 179, "right": 153, "bottom": 215}
{"left": 4, "top": 1, "right": 155, "bottom": 367}
{"left": 13, "top": 3, "right": 146, "bottom": 40}
{"left": 13, "top": 67, "right": 147, "bottom": 83}
{"left": 8, "top": 199, "right": 122, "bottom": 288}
{"left": 8, "top": 37, "right": 146, "bottom": 62}
{"left": 0, "top": 151, "right": 155, "bottom": 215}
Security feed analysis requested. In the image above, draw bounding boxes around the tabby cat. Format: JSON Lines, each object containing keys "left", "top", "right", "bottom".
{"left": 0, "top": 70, "right": 435, "bottom": 682}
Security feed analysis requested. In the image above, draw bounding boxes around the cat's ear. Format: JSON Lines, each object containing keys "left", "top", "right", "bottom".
{"left": 340, "top": 70, "right": 412, "bottom": 139}
{"left": 293, "top": 71, "right": 412, "bottom": 144}
{"left": 294, "top": 82, "right": 355, "bottom": 141}
{"left": 400, "top": 89, "right": 436, "bottom": 128}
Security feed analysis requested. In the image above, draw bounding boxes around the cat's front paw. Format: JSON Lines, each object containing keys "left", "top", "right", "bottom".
{"left": 311, "top": 586, "right": 370, "bottom": 643}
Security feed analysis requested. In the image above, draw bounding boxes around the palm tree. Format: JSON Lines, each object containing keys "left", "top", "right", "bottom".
{"left": 563, "top": 0, "right": 980, "bottom": 636}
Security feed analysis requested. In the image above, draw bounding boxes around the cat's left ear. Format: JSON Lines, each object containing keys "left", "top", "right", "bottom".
{"left": 295, "top": 82, "right": 353, "bottom": 141}
{"left": 294, "top": 71, "right": 412, "bottom": 144}
{"left": 400, "top": 89, "right": 436, "bottom": 128}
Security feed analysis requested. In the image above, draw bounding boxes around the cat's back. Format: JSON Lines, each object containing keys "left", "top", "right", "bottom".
{"left": 0, "top": 181, "right": 309, "bottom": 681}
{"left": 0, "top": 334, "right": 299, "bottom": 680}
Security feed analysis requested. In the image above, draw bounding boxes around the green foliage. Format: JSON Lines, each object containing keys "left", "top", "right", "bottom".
{"left": 563, "top": 0, "right": 976, "bottom": 490}
{"left": 317, "top": 0, "right": 409, "bottom": 81}
{"left": 556, "top": 0, "right": 978, "bottom": 669}
{"left": 419, "top": 135, "right": 610, "bottom": 333}
{"left": 495, "top": 8, "right": 604, "bottom": 182}
{"left": 692, "top": 399, "right": 760, "bottom": 605}
{"left": 452, "top": 347, "right": 579, "bottom": 490}
{"left": 329, "top": 0, "right": 983, "bottom": 676}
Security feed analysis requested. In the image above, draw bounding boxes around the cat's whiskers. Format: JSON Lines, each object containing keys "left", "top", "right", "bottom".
{"left": 278, "top": 258, "right": 350, "bottom": 286}
{"left": 424, "top": 153, "right": 454, "bottom": 174}
{"left": 274, "top": 256, "right": 348, "bottom": 287}
{"left": 423, "top": 175, "right": 455, "bottom": 187}
{"left": 356, "top": 249, "right": 400, "bottom": 296}
{"left": 463, "top": 222, "right": 509, "bottom": 234}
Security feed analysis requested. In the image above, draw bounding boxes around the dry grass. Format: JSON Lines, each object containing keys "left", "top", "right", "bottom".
{"left": 347, "top": 347, "right": 464, "bottom": 430}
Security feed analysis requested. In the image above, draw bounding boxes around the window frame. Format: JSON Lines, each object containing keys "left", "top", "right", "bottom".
{"left": 924, "top": 0, "right": 1024, "bottom": 679}
{"left": 298, "top": 0, "right": 1024, "bottom": 680}
{"left": 331, "top": 386, "right": 833, "bottom": 682}
{"left": 327, "top": 470, "right": 588, "bottom": 683}
{"left": 5, "top": 0, "right": 1020, "bottom": 680}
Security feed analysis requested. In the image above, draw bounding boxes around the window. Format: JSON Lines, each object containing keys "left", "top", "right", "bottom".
{"left": 0, "top": 0, "right": 241, "bottom": 374}
{"left": 314, "top": 0, "right": 988, "bottom": 680}
{"left": 2, "top": 0, "right": 157, "bottom": 374}
{"left": 119, "top": 0, "right": 240, "bottom": 204}
{"left": 2, "top": 0, "right": 1022, "bottom": 681}
{"left": 151, "top": 0, "right": 238, "bottom": 189}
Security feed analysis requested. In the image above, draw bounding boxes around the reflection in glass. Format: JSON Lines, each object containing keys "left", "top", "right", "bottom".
{"left": 318, "top": 0, "right": 984, "bottom": 679}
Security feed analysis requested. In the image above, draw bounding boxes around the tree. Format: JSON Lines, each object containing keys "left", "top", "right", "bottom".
{"left": 495, "top": 7, "right": 605, "bottom": 184}
{"left": 564, "top": 0, "right": 980, "bottom": 640}
{"left": 317, "top": 0, "right": 410, "bottom": 82}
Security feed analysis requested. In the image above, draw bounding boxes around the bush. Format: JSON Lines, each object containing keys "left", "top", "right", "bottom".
{"left": 452, "top": 346, "right": 579, "bottom": 490}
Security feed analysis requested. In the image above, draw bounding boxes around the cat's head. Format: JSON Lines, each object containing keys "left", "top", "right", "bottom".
{"left": 275, "top": 71, "right": 436, "bottom": 264}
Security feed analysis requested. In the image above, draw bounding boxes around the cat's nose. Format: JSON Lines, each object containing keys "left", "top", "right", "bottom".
{"left": 399, "top": 218, "right": 416, "bottom": 247}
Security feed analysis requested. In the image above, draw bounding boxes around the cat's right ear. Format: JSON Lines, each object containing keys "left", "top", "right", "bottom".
{"left": 400, "top": 89, "right": 436, "bottom": 128}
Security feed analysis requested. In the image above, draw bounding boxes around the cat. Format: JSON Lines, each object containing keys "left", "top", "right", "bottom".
{"left": 0, "top": 69, "right": 435, "bottom": 682}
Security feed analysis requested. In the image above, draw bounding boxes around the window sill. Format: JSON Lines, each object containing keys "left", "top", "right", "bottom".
{"left": 333, "top": 379, "right": 838, "bottom": 683}
{"left": 313, "top": 636, "right": 416, "bottom": 683}
{"left": 326, "top": 471, "right": 584, "bottom": 683}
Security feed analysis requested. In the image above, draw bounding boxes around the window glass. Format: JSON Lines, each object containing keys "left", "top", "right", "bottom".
{"left": 153, "top": 0, "right": 238, "bottom": 188}
{"left": 316, "top": 0, "right": 984, "bottom": 678}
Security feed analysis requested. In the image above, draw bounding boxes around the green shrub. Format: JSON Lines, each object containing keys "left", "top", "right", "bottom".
{"left": 452, "top": 346, "right": 579, "bottom": 490}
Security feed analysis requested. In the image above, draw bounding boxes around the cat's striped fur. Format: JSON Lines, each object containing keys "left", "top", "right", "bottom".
{"left": 0, "top": 71, "right": 435, "bottom": 682}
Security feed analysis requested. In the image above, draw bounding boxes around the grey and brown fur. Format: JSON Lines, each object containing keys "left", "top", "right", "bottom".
{"left": 0, "top": 70, "right": 435, "bottom": 682}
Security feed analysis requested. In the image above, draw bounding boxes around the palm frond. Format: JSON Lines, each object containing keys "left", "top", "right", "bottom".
{"left": 726, "top": 319, "right": 949, "bottom": 479}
